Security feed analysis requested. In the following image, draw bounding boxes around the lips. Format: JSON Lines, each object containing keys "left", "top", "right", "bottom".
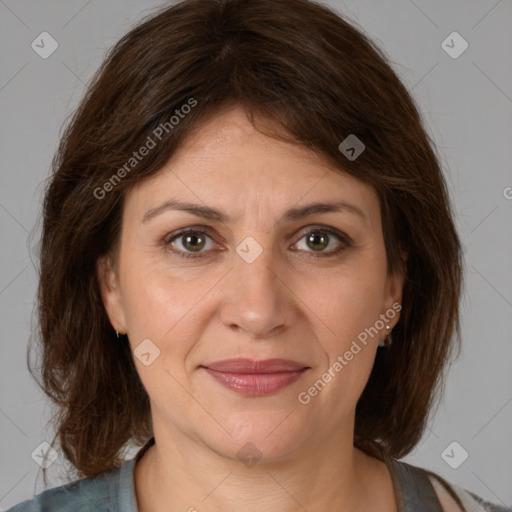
{"left": 200, "top": 358, "right": 310, "bottom": 396}
{"left": 203, "top": 358, "right": 308, "bottom": 373}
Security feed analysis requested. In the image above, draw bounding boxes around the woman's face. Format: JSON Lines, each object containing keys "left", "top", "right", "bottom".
{"left": 100, "top": 106, "right": 404, "bottom": 463}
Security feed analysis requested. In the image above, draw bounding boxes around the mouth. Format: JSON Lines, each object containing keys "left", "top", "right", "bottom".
{"left": 200, "top": 358, "right": 310, "bottom": 396}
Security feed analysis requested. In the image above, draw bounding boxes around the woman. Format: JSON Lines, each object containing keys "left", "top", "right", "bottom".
{"left": 7, "top": 0, "right": 510, "bottom": 511}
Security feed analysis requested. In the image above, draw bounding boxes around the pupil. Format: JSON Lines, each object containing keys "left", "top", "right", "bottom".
{"left": 308, "top": 232, "right": 328, "bottom": 251}
{"left": 184, "top": 232, "right": 204, "bottom": 251}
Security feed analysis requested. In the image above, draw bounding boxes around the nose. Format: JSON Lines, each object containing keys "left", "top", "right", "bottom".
{"left": 218, "top": 240, "right": 297, "bottom": 338}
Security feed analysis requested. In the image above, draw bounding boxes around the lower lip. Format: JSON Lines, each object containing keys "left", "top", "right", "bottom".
{"left": 202, "top": 368, "right": 308, "bottom": 396}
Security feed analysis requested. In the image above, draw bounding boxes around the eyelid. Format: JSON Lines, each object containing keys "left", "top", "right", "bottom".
{"left": 164, "top": 225, "right": 216, "bottom": 243}
{"left": 294, "top": 224, "right": 352, "bottom": 244}
{"left": 165, "top": 224, "right": 351, "bottom": 243}
{"left": 164, "top": 224, "right": 352, "bottom": 258}
{"left": 164, "top": 226, "right": 220, "bottom": 252}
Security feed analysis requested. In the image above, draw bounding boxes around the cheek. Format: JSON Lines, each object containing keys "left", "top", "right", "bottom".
{"left": 313, "top": 269, "right": 386, "bottom": 344}
{"left": 118, "top": 255, "right": 200, "bottom": 355}
{"left": 308, "top": 268, "right": 385, "bottom": 393}
{"left": 119, "top": 267, "right": 203, "bottom": 403}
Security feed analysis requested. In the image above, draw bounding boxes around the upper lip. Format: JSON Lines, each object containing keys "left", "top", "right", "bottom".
{"left": 202, "top": 358, "right": 309, "bottom": 374}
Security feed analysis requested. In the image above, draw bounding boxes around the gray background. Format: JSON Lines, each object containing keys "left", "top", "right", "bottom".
{"left": 1, "top": 0, "right": 511, "bottom": 509}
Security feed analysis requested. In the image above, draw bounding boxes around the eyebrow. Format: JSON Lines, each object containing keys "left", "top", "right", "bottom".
{"left": 141, "top": 199, "right": 367, "bottom": 224}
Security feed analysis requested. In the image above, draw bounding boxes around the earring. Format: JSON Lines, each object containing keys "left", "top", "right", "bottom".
{"left": 378, "top": 325, "right": 393, "bottom": 347}
{"left": 116, "top": 330, "right": 120, "bottom": 338}
{"left": 385, "top": 327, "right": 393, "bottom": 347}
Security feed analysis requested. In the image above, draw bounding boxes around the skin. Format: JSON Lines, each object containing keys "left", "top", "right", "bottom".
{"left": 99, "top": 106, "right": 405, "bottom": 512}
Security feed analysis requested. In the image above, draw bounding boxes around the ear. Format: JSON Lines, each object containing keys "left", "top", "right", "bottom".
{"left": 381, "top": 247, "right": 408, "bottom": 327}
{"left": 96, "top": 254, "right": 127, "bottom": 334}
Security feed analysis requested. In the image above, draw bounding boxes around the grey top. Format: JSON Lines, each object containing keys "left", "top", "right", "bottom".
{"left": 6, "top": 438, "right": 510, "bottom": 512}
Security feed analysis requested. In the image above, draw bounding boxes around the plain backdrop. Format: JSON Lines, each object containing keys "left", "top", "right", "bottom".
{"left": 1, "top": 0, "right": 511, "bottom": 509}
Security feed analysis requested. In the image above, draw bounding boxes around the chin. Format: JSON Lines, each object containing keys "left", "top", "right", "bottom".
{"left": 200, "top": 412, "right": 312, "bottom": 467}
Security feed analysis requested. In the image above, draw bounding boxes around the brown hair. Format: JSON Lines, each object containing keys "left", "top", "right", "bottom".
{"left": 31, "top": 0, "right": 463, "bottom": 488}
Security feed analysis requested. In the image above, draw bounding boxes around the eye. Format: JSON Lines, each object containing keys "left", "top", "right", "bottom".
{"left": 292, "top": 227, "right": 351, "bottom": 257}
{"left": 164, "top": 226, "right": 351, "bottom": 260}
{"left": 165, "top": 229, "right": 216, "bottom": 259}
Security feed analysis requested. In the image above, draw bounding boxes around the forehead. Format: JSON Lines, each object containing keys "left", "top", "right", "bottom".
{"left": 125, "top": 106, "right": 380, "bottom": 227}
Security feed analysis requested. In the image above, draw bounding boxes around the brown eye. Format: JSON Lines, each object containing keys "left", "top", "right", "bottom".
{"left": 306, "top": 231, "right": 329, "bottom": 252}
{"left": 166, "top": 230, "right": 215, "bottom": 258}
{"left": 165, "top": 225, "right": 351, "bottom": 260}
{"left": 293, "top": 227, "right": 351, "bottom": 257}
{"left": 180, "top": 231, "right": 206, "bottom": 252}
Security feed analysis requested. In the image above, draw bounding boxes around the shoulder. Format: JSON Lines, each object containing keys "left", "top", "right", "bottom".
{"left": 4, "top": 465, "right": 123, "bottom": 512}
{"left": 386, "top": 458, "right": 511, "bottom": 512}
{"left": 425, "top": 469, "right": 511, "bottom": 512}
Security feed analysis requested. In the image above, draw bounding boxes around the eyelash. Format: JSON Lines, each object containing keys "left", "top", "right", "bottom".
{"left": 163, "top": 226, "right": 352, "bottom": 260}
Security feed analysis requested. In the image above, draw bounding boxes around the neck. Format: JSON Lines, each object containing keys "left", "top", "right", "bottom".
{"left": 134, "top": 425, "right": 396, "bottom": 512}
